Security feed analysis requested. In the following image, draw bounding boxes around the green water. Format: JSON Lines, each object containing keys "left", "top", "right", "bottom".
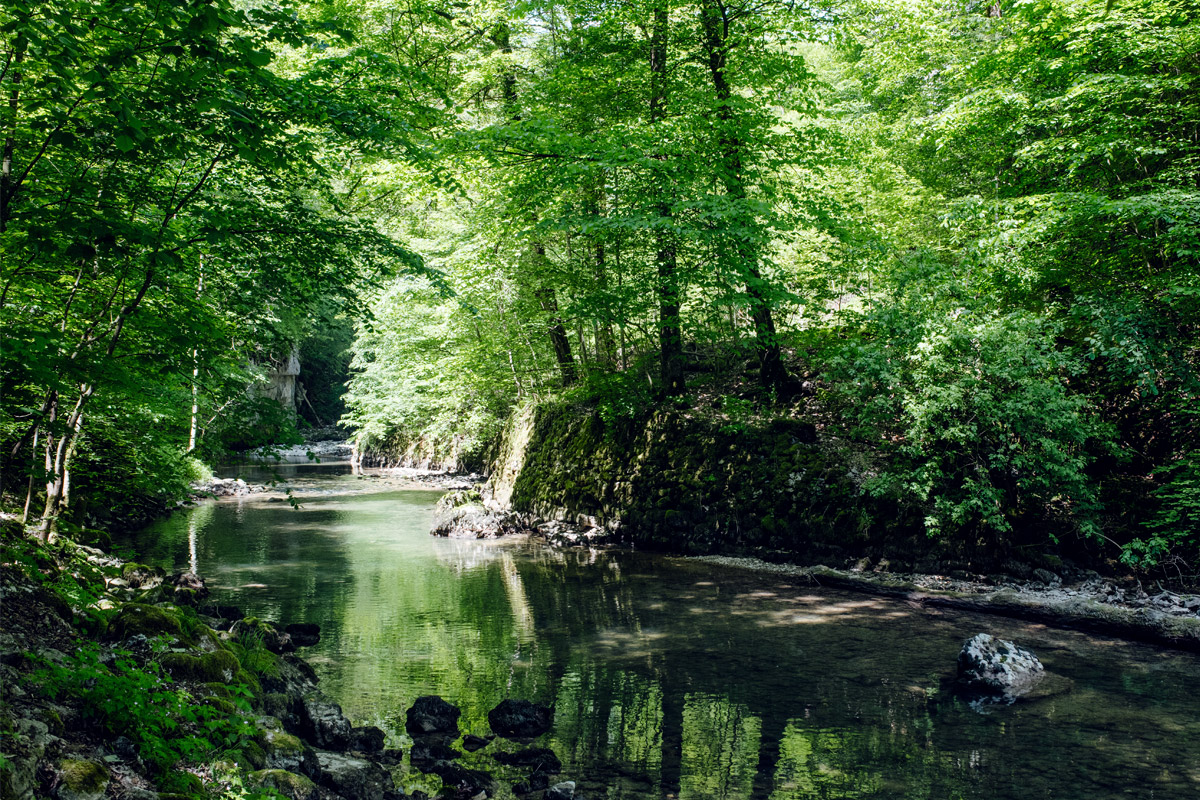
{"left": 123, "top": 464, "right": 1200, "bottom": 799}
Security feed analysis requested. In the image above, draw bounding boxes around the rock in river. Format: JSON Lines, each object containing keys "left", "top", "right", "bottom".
{"left": 957, "top": 633, "right": 1044, "bottom": 697}
{"left": 488, "top": 699, "right": 553, "bottom": 739}
{"left": 406, "top": 695, "right": 461, "bottom": 737}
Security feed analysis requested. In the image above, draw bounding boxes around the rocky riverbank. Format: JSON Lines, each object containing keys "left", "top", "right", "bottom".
{"left": 0, "top": 527, "right": 404, "bottom": 800}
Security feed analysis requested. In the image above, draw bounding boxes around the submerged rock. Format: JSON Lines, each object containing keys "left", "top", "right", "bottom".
{"left": 545, "top": 781, "right": 577, "bottom": 800}
{"left": 494, "top": 747, "right": 561, "bottom": 773}
{"left": 957, "top": 633, "right": 1044, "bottom": 698}
{"left": 406, "top": 695, "right": 461, "bottom": 737}
{"left": 284, "top": 622, "right": 321, "bottom": 648}
{"left": 410, "top": 740, "right": 463, "bottom": 768}
{"left": 425, "top": 761, "right": 495, "bottom": 799}
{"left": 462, "top": 734, "right": 493, "bottom": 752}
{"left": 488, "top": 699, "right": 553, "bottom": 739}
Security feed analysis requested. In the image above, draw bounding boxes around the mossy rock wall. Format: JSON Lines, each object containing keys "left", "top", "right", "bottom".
{"left": 493, "top": 403, "right": 924, "bottom": 560}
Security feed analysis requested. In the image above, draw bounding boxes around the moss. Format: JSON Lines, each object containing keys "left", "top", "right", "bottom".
{"left": 247, "top": 769, "right": 317, "bottom": 800}
{"left": 160, "top": 649, "right": 242, "bottom": 683}
{"left": 239, "top": 741, "right": 267, "bottom": 770}
{"left": 158, "top": 770, "right": 204, "bottom": 797}
{"left": 58, "top": 759, "right": 109, "bottom": 797}
{"left": 258, "top": 728, "right": 305, "bottom": 758}
{"left": 108, "top": 603, "right": 185, "bottom": 641}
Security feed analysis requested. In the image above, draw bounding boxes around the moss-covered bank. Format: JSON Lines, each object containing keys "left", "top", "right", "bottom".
{"left": 485, "top": 401, "right": 1088, "bottom": 572}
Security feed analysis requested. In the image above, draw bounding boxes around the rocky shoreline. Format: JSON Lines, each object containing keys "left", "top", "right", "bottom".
{"left": 426, "top": 491, "right": 1200, "bottom": 655}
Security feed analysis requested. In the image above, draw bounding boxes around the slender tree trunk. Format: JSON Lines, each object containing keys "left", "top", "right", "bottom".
{"left": 533, "top": 245, "right": 577, "bottom": 386}
{"left": 1, "top": 45, "right": 23, "bottom": 234}
{"left": 21, "top": 428, "right": 39, "bottom": 525}
{"left": 699, "top": 0, "right": 786, "bottom": 388}
{"left": 61, "top": 412, "right": 83, "bottom": 510}
{"left": 589, "top": 182, "right": 617, "bottom": 364}
{"left": 651, "top": 2, "right": 685, "bottom": 394}
{"left": 188, "top": 256, "right": 205, "bottom": 452}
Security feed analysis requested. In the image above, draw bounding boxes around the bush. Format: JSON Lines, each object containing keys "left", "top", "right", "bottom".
{"left": 832, "top": 307, "right": 1113, "bottom": 545}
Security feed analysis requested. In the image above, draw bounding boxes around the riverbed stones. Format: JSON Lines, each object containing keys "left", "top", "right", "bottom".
{"left": 462, "top": 734, "right": 493, "bottom": 752}
{"left": 494, "top": 747, "right": 561, "bottom": 774}
{"left": 488, "top": 699, "right": 553, "bottom": 739}
{"left": 406, "top": 695, "right": 461, "bottom": 737}
{"left": 410, "top": 739, "right": 462, "bottom": 767}
{"left": 313, "top": 751, "right": 396, "bottom": 800}
{"left": 957, "top": 633, "right": 1044, "bottom": 697}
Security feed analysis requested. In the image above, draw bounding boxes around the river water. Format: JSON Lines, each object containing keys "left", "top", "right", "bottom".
{"left": 120, "top": 463, "right": 1200, "bottom": 799}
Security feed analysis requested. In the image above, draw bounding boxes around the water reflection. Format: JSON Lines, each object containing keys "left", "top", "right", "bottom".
{"left": 120, "top": 466, "right": 1200, "bottom": 799}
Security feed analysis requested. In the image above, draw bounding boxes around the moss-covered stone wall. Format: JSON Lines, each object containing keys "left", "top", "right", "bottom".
{"left": 490, "top": 402, "right": 929, "bottom": 563}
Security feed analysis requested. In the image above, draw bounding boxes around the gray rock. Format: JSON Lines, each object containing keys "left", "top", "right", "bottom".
{"left": 406, "top": 695, "right": 461, "bottom": 737}
{"left": 2, "top": 719, "right": 56, "bottom": 800}
{"left": 957, "top": 633, "right": 1044, "bottom": 697}
{"left": 300, "top": 690, "right": 354, "bottom": 750}
{"left": 313, "top": 751, "right": 395, "bottom": 800}
{"left": 546, "top": 781, "right": 577, "bottom": 800}
{"left": 1031, "top": 568, "right": 1059, "bottom": 586}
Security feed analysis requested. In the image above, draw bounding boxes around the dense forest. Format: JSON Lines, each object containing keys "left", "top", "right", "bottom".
{"left": 3, "top": 0, "right": 1198, "bottom": 571}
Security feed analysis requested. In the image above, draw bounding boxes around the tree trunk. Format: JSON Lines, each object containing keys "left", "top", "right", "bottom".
{"left": 534, "top": 244, "right": 577, "bottom": 386}
{"left": 651, "top": 2, "right": 685, "bottom": 394}
{"left": 1, "top": 45, "right": 23, "bottom": 234}
{"left": 698, "top": 0, "right": 786, "bottom": 388}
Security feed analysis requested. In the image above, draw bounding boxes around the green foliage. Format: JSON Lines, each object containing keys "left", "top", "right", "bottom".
{"left": 1125, "top": 450, "right": 1200, "bottom": 570}
{"left": 28, "top": 644, "right": 255, "bottom": 777}
{"left": 831, "top": 285, "right": 1113, "bottom": 544}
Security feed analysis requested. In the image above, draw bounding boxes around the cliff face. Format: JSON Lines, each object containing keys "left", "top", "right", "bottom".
{"left": 487, "top": 402, "right": 933, "bottom": 564}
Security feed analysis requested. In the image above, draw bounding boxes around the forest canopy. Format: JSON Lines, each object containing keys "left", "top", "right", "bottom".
{"left": 2, "top": 0, "right": 1197, "bottom": 571}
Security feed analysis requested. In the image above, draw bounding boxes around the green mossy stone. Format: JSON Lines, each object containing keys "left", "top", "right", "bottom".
{"left": 108, "top": 603, "right": 184, "bottom": 641}
{"left": 246, "top": 769, "right": 317, "bottom": 800}
{"left": 158, "top": 770, "right": 204, "bottom": 797}
{"left": 56, "top": 759, "right": 109, "bottom": 800}
{"left": 240, "top": 741, "right": 267, "bottom": 770}
{"left": 160, "top": 649, "right": 241, "bottom": 683}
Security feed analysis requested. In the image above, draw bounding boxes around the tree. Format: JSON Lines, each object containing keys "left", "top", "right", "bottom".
{"left": 1, "top": 0, "right": 434, "bottom": 535}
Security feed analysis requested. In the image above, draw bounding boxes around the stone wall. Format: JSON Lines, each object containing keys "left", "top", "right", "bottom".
{"left": 487, "top": 402, "right": 930, "bottom": 563}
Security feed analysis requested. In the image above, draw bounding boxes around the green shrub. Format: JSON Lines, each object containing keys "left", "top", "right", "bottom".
{"left": 833, "top": 307, "right": 1113, "bottom": 544}
{"left": 28, "top": 644, "right": 255, "bottom": 777}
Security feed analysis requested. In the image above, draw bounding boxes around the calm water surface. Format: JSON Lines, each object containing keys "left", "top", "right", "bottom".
{"left": 121, "top": 463, "right": 1200, "bottom": 799}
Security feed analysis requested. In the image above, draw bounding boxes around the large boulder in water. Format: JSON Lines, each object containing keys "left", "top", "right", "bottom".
{"left": 406, "top": 695, "right": 461, "bottom": 737}
{"left": 957, "top": 633, "right": 1044, "bottom": 697}
{"left": 488, "top": 699, "right": 553, "bottom": 739}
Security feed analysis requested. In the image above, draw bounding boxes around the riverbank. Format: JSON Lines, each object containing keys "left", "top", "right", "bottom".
{"left": 0, "top": 519, "right": 405, "bottom": 800}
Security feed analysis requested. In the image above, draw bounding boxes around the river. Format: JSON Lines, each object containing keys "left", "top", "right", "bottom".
{"left": 118, "top": 462, "right": 1200, "bottom": 799}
